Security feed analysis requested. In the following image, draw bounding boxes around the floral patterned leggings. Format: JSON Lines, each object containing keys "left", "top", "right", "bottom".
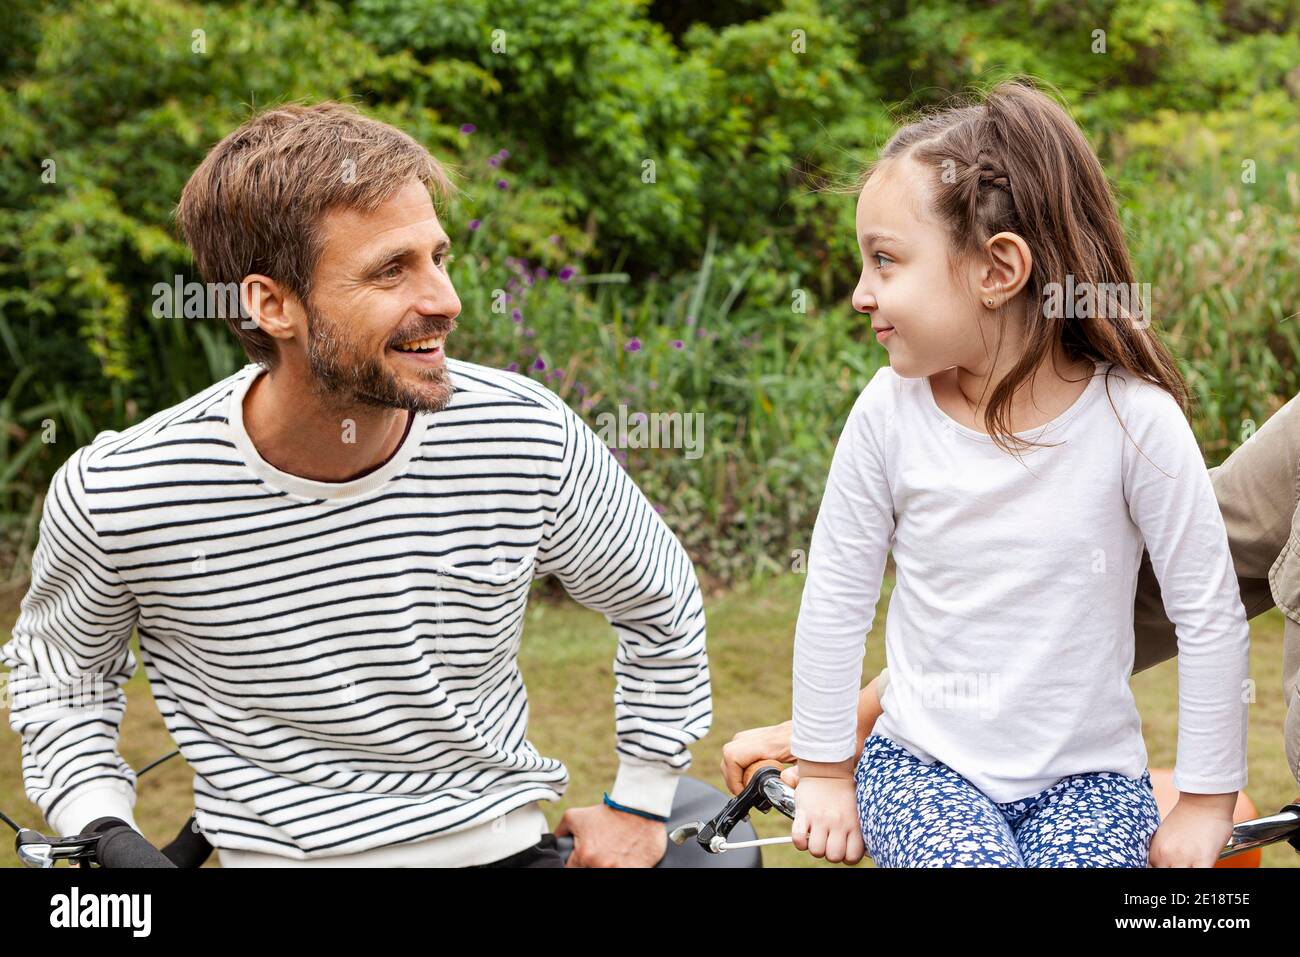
{"left": 854, "top": 733, "right": 1162, "bottom": 867}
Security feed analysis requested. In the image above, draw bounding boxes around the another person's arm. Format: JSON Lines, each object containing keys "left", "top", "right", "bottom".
{"left": 722, "top": 670, "right": 886, "bottom": 793}
{"left": 1133, "top": 393, "right": 1299, "bottom": 673}
{"left": 0, "top": 446, "right": 144, "bottom": 837}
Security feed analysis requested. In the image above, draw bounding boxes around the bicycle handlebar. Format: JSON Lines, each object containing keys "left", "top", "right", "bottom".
{"left": 158, "top": 815, "right": 214, "bottom": 868}
{"left": 683, "top": 760, "right": 1300, "bottom": 862}
{"left": 741, "top": 759, "right": 785, "bottom": 789}
{"left": 83, "top": 817, "right": 176, "bottom": 868}
{"left": 14, "top": 814, "right": 211, "bottom": 868}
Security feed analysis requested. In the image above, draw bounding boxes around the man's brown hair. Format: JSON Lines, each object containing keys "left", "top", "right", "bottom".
{"left": 174, "top": 100, "right": 454, "bottom": 371}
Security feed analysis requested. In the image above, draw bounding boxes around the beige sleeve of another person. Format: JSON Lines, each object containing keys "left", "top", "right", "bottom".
{"left": 1131, "top": 393, "right": 1300, "bottom": 785}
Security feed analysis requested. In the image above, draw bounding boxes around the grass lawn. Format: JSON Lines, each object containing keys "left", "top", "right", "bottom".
{"left": 1, "top": 572, "right": 1296, "bottom": 868}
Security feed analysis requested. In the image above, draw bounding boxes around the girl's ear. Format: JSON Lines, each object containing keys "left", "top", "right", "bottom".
{"left": 977, "top": 231, "right": 1033, "bottom": 308}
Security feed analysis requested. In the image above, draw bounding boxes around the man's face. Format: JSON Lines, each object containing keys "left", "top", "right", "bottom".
{"left": 852, "top": 156, "right": 984, "bottom": 378}
{"left": 301, "top": 177, "right": 461, "bottom": 412}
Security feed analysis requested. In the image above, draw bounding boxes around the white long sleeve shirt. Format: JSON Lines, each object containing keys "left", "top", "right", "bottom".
{"left": 2, "top": 358, "right": 711, "bottom": 865}
{"left": 790, "top": 361, "right": 1249, "bottom": 803}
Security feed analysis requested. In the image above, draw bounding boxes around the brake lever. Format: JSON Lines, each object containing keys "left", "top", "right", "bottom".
{"left": 670, "top": 766, "right": 795, "bottom": 854}
{"left": 15, "top": 828, "right": 100, "bottom": 868}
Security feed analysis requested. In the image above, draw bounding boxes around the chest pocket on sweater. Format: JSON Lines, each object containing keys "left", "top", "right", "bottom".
{"left": 1269, "top": 505, "right": 1300, "bottom": 786}
{"left": 432, "top": 554, "right": 535, "bottom": 667}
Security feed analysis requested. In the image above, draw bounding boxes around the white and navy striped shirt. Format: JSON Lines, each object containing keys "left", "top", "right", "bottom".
{"left": 3, "top": 358, "right": 712, "bottom": 865}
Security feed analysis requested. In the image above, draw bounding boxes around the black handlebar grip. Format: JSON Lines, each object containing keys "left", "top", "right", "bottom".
{"left": 160, "top": 815, "right": 213, "bottom": 868}
{"left": 1284, "top": 804, "right": 1300, "bottom": 855}
{"left": 83, "top": 816, "right": 177, "bottom": 868}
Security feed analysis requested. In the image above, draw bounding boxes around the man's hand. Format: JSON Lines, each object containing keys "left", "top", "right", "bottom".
{"left": 554, "top": 804, "right": 666, "bottom": 867}
{"left": 1149, "top": 792, "right": 1236, "bottom": 867}
{"left": 720, "top": 721, "right": 796, "bottom": 795}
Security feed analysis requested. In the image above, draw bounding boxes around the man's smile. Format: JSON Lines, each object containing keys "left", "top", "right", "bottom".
{"left": 390, "top": 333, "right": 446, "bottom": 365}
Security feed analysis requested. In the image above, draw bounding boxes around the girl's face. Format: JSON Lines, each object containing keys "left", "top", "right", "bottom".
{"left": 852, "top": 156, "right": 988, "bottom": 378}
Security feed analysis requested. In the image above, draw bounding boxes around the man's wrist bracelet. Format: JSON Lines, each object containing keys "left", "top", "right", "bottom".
{"left": 602, "top": 792, "right": 668, "bottom": 822}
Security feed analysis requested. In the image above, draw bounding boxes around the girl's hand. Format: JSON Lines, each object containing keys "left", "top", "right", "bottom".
{"left": 1148, "top": 793, "right": 1236, "bottom": 867}
{"left": 791, "top": 760, "right": 865, "bottom": 865}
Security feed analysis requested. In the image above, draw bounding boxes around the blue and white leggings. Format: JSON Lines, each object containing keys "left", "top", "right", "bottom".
{"left": 854, "top": 733, "right": 1162, "bottom": 867}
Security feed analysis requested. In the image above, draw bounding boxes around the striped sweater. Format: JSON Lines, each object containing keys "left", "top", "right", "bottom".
{"left": 2, "top": 358, "right": 712, "bottom": 865}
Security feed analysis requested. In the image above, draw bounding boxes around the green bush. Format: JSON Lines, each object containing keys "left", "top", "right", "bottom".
{"left": 2, "top": 0, "right": 1298, "bottom": 585}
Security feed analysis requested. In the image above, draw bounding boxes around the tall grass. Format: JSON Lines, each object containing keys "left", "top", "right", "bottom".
{"left": 1126, "top": 174, "right": 1300, "bottom": 461}
{"left": 446, "top": 159, "right": 1300, "bottom": 584}
{"left": 2, "top": 158, "right": 1297, "bottom": 590}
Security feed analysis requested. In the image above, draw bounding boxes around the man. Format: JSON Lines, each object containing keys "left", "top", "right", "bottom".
{"left": 722, "top": 389, "right": 1300, "bottom": 804}
{"left": 2, "top": 102, "right": 711, "bottom": 867}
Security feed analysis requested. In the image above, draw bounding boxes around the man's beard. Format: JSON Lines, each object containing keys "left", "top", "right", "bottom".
{"left": 304, "top": 299, "right": 457, "bottom": 414}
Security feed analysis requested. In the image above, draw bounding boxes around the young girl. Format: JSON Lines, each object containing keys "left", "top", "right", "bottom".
{"left": 788, "top": 80, "right": 1249, "bottom": 868}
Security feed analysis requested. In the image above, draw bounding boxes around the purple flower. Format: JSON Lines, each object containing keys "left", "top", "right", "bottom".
{"left": 496, "top": 179, "right": 509, "bottom": 191}
{"left": 498, "top": 149, "right": 510, "bottom": 159}
{"left": 625, "top": 338, "right": 642, "bottom": 353}
{"left": 670, "top": 339, "right": 684, "bottom": 349}
{"left": 506, "top": 362, "right": 519, "bottom": 372}
{"left": 549, "top": 234, "right": 561, "bottom": 245}
{"left": 511, "top": 308, "right": 523, "bottom": 322}
{"left": 524, "top": 328, "right": 536, "bottom": 338}
{"left": 468, "top": 219, "right": 481, "bottom": 231}
{"left": 532, "top": 357, "right": 546, "bottom": 371}
{"left": 537, "top": 267, "right": 548, "bottom": 280}
{"left": 550, "top": 370, "right": 563, "bottom": 380}
{"left": 653, "top": 503, "right": 665, "bottom": 515}
{"left": 488, "top": 156, "right": 500, "bottom": 168}
{"left": 460, "top": 123, "right": 476, "bottom": 134}
{"left": 558, "top": 266, "right": 575, "bottom": 282}
{"left": 575, "top": 383, "right": 586, "bottom": 397}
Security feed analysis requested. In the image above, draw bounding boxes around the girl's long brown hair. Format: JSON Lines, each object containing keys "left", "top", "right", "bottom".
{"left": 861, "top": 78, "right": 1188, "bottom": 455}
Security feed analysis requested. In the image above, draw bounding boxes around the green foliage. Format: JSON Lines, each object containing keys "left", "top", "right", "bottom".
{"left": 2, "top": 0, "right": 1298, "bottom": 584}
{"left": 350, "top": 0, "right": 715, "bottom": 268}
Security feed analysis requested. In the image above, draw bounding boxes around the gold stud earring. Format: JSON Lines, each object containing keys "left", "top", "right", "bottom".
{"left": 986, "top": 298, "right": 994, "bottom": 306}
